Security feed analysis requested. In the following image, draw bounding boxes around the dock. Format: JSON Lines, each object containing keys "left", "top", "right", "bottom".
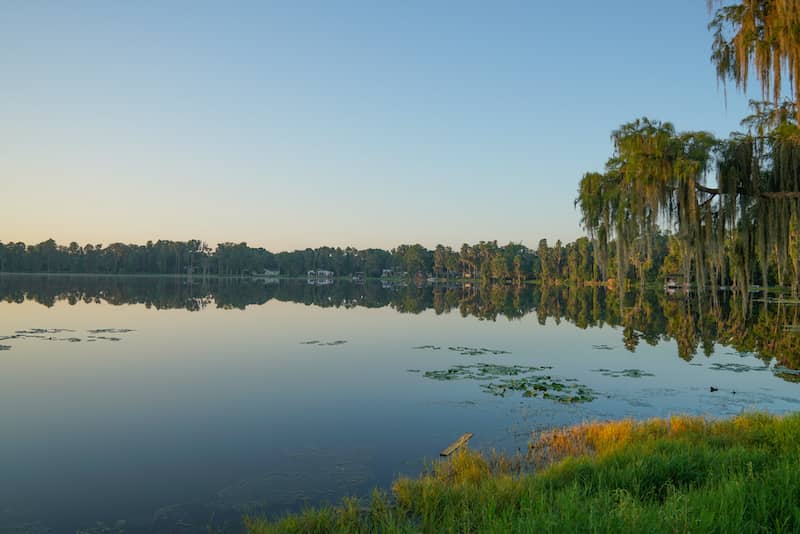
{"left": 440, "top": 432, "right": 474, "bottom": 456}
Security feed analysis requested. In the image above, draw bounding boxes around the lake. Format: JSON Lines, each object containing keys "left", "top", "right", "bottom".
{"left": 1, "top": 275, "right": 799, "bottom": 533}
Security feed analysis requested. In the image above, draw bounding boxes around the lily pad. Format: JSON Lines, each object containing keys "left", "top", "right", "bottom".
{"left": 16, "top": 328, "right": 75, "bottom": 335}
{"left": 709, "top": 362, "right": 768, "bottom": 373}
{"left": 773, "top": 365, "right": 800, "bottom": 376}
{"left": 447, "top": 346, "right": 510, "bottom": 356}
{"left": 593, "top": 368, "right": 655, "bottom": 378}
{"left": 422, "top": 363, "right": 595, "bottom": 404}
{"left": 87, "top": 336, "right": 121, "bottom": 342}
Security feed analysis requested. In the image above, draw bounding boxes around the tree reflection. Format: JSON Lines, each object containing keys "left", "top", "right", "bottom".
{"left": 2, "top": 275, "right": 799, "bottom": 375}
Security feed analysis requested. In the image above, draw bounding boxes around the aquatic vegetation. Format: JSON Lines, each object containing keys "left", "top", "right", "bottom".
{"left": 774, "top": 366, "right": 800, "bottom": 376}
{"left": 773, "top": 366, "right": 800, "bottom": 382}
{"left": 299, "top": 340, "right": 320, "bottom": 345}
{"left": 15, "top": 328, "right": 75, "bottom": 335}
{"left": 423, "top": 363, "right": 595, "bottom": 403}
{"left": 412, "top": 345, "right": 441, "bottom": 350}
{"left": 300, "top": 340, "right": 348, "bottom": 346}
{"left": 246, "top": 412, "right": 800, "bottom": 534}
{"left": 592, "top": 344, "right": 615, "bottom": 350}
{"left": 0, "top": 345, "right": 10, "bottom": 351}
{"left": 423, "top": 363, "right": 552, "bottom": 381}
{"left": 709, "top": 362, "right": 769, "bottom": 373}
{"left": 593, "top": 368, "right": 655, "bottom": 378}
{"left": 0, "top": 327, "right": 135, "bottom": 346}
{"left": 87, "top": 335, "right": 121, "bottom": 342}
{"left": 447, "top": 346, "right": 510, "bottom": 356}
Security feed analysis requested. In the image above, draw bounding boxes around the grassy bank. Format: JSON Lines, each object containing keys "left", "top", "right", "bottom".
{"left": 246, "top": 413, "right": 800, "bottom": 533}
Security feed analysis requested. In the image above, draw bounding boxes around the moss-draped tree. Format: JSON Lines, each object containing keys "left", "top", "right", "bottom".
{"left": 577, "top": 1, "right": 800, "bottom": 293}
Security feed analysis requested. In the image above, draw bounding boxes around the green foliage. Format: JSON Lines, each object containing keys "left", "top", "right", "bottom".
{"left": 577, "top": 109, "right": 800, "bottom": 293}
{"left": 710, "top": 0, "right": 800, "bottom": 122}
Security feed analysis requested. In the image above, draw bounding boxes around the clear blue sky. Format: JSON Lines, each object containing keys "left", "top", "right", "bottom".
{"left": 2, "top": 1, "right": 757, "bottom": 251}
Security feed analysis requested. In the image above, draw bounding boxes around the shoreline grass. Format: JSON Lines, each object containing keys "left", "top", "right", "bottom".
{"left": 246, "top": 412, "right": 800, "bottom": 533}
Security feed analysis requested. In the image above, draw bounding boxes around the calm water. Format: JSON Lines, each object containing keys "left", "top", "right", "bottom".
{"left": 2, "top": 275, "right": 799, "bottom": 533}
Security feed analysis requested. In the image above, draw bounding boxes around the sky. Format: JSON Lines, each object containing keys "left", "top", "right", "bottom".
{"left": 1, "top": 1, "right": 760, "bottom": 252}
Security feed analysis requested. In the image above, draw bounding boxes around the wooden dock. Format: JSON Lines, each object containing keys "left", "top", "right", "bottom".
{"left": 440, "top": 432, "right": 474, "bottom": 456}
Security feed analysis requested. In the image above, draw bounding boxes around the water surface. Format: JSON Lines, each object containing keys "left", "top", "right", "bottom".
{"left": 1, "top": 275, "right": 798, "bottom": 532}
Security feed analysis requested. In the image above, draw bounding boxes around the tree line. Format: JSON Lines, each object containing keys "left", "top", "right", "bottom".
{"left": 0, "top": 234, "right": 690, "bottom": 284}
{"left": 0, "top": 236, "right": 661, "bottom": 284}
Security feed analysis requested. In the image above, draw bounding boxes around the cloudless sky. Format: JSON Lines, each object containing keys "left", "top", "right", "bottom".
{"left": 2, "top": 1, "right": 759, "bottom": 251}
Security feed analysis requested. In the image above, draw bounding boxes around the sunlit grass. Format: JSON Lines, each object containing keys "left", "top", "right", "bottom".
{"left": 245, "top": 412, "right": 800, "bottom": 533}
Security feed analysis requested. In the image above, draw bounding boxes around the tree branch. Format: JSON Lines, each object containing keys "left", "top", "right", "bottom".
{"left": 693, "top": 181, "right": 800, "bottom": 199}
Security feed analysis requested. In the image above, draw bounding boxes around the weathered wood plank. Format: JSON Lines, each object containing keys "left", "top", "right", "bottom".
{"left": 440, "top": 432, "right": 474, "bottom": 456}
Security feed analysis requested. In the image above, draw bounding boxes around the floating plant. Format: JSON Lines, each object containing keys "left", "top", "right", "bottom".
{"left": 593, "top": 368, "right": 655, "bottom": 378}
{"left": 709, "top": 362, "right": 768, "bottom": 373}
{"left": 422, "top": 363, "right": 595, "bottom": 404}
{"left": 447, "top": 346, "right": 510, "bottom": 356}
{"left": 87, "top": 335, "right": 121, "bottom": 342}
{"left": 16, "top": 328, "right": 76, "bottom": 335}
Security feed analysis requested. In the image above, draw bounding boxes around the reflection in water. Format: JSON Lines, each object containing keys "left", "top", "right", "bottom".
{"left": 1, "top": 274, "right": 800, "bottom": 533}
{"left": 3, "top": 274, "right": 800, "bottom": 374}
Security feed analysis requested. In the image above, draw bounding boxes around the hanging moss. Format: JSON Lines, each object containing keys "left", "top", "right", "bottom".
{"left": 577, "top": 107, "right": 800, "bottom": 292}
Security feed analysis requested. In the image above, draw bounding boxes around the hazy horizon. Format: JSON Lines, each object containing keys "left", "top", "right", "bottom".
{"left": 4, "top": 1, "right": 758, "bottom": 250}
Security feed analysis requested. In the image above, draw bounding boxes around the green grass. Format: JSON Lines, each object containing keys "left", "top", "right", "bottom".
{"left": 246, "top": 413, "right": 800, "bottom": 533}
